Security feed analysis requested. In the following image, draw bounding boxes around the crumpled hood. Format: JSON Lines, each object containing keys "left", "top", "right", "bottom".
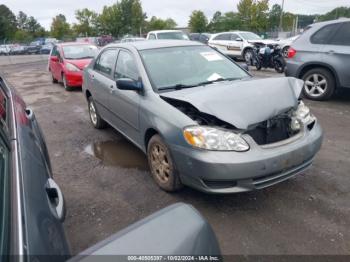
{"left": 248, "top": 39, "right": 279, "bottom": 45}
{"left": 161, "top": 77, "right": 304, "bottom": 130}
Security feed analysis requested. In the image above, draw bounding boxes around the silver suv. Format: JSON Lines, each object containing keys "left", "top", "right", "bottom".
{"left": 285, "top": 18, "right": 350, "bottom": 100}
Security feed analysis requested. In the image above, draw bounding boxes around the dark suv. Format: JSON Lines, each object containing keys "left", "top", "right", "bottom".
{"left": 285, "top": 18, "right": 350, "bottom": 100}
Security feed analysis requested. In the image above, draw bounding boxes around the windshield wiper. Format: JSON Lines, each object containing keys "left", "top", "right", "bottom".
{"left": 158, "top": 77, "right": 240, "bottom": 91}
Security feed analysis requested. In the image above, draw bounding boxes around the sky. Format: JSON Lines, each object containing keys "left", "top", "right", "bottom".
{"left": 2, "top": 0, "right": 350, "bottom": 30}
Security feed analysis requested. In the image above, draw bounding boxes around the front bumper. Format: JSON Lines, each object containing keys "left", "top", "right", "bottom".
{"left": 171, "top": 123, "right": 323, "bottom": 193}
{"left": 65, "top": 71, "right": 83, "bottom": 87}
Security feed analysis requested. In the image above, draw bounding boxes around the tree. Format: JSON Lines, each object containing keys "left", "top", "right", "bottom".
{"left": 268, "top": 4, "right": 282, "bottom": 31}
{"left": 0, "top": 4, "right": 17, "bottom": 41}
{"left": 146, "top": 16, "right": 177, "bottom": 31}
{"left": 50, "top": 14, "right": 71, "bottom": 39}
{"left": 17, "top": 11, "right": 28, "bottom": 30}
{"left": 74, "top": 8, "right": 99, "bottom": 36}
{"left": 319, "top": 7, "right": 350, "bottom": 21}
{"left": 188, "top": 10, "right": 208, "bottom": 33}
{"left": 98, "top": 4, "right": 122, "bottom": 36}
{"left": 237, "top": 0, "right": 269, "bottom": 33}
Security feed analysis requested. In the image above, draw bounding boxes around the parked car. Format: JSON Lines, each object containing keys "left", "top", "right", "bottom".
{"left": 277, "top": 35, "right": 300, "bottom": 57}
{"left": 120, "top": 37, "right": 145, "bottom": 43}
{"left": 146, "top": 30, "right": 190, "bottom": 40}
{"left": 48, "top": 42, "right": 98, "bottom": 91}
{"left": 0, "top": 45, "right": 11, "bottom": 55}
{"left": 40, "top": 43, "right": 54, "bottom": 54}
{"left": 285, "top": 18, "right": 350, "bottom": 100}
{"left": 83, "top": 40, "right": 323, "bottom": 193}
{"left": 190, "top": 33, "right": 211, "bottom": 44}
{"left": 208, "top": 31, "right": 277, "bottom": 62}
{"left": 0, "top": 74, "right": 221, "bottom": 259}
{"left": 25, "top": 43, "right": 41, "bottom": 54}
{"left": 10, "top": 45, "right": 26, "bottom": 55}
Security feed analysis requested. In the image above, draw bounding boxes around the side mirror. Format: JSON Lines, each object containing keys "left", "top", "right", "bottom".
{"left": 116, "top": 78, "right": 142, "bottom": 91}
{"left": 236, "top": 37, "right": 243, "bottom": 42}
{"left": 50, "top": 56, "right": 59, "bottom": 62}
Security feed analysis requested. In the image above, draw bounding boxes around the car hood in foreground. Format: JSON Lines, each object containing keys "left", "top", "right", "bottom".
{"left": 160, "top": 77, "right": 303, "bottom": 130}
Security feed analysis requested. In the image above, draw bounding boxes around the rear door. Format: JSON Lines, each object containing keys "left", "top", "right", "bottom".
{"left": 323, "top": 22, "right": 350, "bottom": 88}
{"left": 90, "top": 48, "right": 119, "bottom": 123}
{"left": 210, "top": 33, "right": 232, "bottom": 54}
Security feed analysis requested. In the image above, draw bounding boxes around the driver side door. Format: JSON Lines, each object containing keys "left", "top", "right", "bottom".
{"left": 108, "top": 49, "right": 141, "bottom": 144}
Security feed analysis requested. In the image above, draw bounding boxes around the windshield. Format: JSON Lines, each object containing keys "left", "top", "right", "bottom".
{"left": 140, "top": 45, "right": 249, "bottom": 91}
{"left": 240, "top": 32, "right": 262, "bottom": 41}
{"left": 157, "top": 32, "right": 189, "bottom": 40}
{"left": 62, "top": 45, "right": 98, "bottom": 59}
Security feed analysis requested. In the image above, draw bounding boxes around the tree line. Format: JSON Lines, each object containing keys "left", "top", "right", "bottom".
{"left": 1, "top": 0, "right": 350, "bottom": 43}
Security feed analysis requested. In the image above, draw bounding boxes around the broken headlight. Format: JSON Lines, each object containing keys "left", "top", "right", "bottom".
{"left": 291, "top": 101, "right": 316, "bottom": 131}
{"left": 183, "top": 126, "right": 249, "bottom": 151}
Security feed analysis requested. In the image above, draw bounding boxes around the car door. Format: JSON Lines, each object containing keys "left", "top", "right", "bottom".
{"left": 90, "top": 48, "right": 119, "bottom": 123}
{"left": 50, "top": 46, "right": 61, "bottom": 80}
{"left": 109, "top": 49, "right": 140, "bottom": 143}
{"left": 227, "top": 33, "right": 242, "bottom": 56}
{"left": 210, "top": 33, "right": 232, "bottom": 54}
{"left": 322, "top": 22, "right": 350, "bottom": 88}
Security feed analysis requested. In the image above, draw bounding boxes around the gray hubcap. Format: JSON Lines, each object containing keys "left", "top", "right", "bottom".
{"left": 244, "top": 50, "right": 252, "bottom": 62}
{"left": 89, "top": 101, "right": 97, "bottom": 126}
{"left": 304, "top": 73, "right": 327, "bottom": 97}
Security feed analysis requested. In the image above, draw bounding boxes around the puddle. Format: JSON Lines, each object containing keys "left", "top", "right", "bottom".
{"left": 84, "top": 140, "right": 149, "bottom": 171}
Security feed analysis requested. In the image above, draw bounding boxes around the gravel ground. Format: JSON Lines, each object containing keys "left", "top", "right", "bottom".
{"left": 1, "top": 60, "right": 350, "bottom": 255}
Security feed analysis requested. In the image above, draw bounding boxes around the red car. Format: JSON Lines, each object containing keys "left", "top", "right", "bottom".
{"left": 49, "top": 42, "right": 98, "bottom": 91}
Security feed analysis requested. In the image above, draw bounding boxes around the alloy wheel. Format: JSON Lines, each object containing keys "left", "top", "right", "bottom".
{"left": 304, "top": 73, "right": 328, "bottom": 98}
{"left": 150, "top": 143, "right": 171, "bottom": 183}
{"left": 89, "top": 101, "right": 97, "bottom": 126}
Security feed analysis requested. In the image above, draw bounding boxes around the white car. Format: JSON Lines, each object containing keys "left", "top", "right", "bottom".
{"left": 146, "top": 30, "right": 189, "bottom": 40}
{"left": 277, "top": 35, "right": 300, "bottom": 57}
{"left": 208, "top": 31, "right": 277, "bottom": 62}
{"left": 0, "top": 45, "right": 11, "bottom": 55}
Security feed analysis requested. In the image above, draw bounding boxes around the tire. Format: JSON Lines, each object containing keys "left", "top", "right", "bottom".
{"left": 282, "top": 46, "right": 289, "bottom": 57}
{"left": 62, "top": 73, "right": 73, "bottom": 91}
{"left": 302, "top": 68, "right": 335, "bottom": 101}
{"left": 88, "top": 96, "right": 106, "bottom": 129}
{"left": 255, "top": 60, "right": 262, "bottom": 71}
{"left": 52, "top": 73, "right": 58, "bottom": 83}
{"left": 243, "top": 48, "right": 253, "bottom": 64}
{"left": 274, "top": 59, "right": 285, "bottom": 73}
{"left": 147, "top": 135, "right": 183, "bottom": 192}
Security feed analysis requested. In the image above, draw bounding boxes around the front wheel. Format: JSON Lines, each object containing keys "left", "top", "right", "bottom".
{"left": 243, "top": 49, "right": 253, "bottom": 65}
{"left": 147, "top": 135, "right": 183, "bottom": 192}
{"left": 62, "top": 73, "right": 73, "bottom": 91}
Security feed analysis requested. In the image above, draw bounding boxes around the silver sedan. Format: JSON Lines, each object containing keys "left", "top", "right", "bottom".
{"left": 82, "top": 40, "right": 323, "bottom": 193}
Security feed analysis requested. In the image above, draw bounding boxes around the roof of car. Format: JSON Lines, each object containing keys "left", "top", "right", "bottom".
{"left": 311, "top": 17, "right": 350, "bottom": 28}
{"left": 147, "top": 30, "right": 184, "bottom": 34}
{"left": 106, "top": 40, "right": 203, "bottom": 51}
{"left": 56, "top": 42, "right": 97, "bottom": 47}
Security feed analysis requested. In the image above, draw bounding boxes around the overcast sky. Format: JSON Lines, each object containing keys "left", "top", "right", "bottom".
{"left": 2, "top": 0, "right": 350, "bottom": 29}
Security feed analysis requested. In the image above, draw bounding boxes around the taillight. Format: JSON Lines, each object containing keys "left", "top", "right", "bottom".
{"left": 288, "top": 47, "right": 297, "bottom": 58}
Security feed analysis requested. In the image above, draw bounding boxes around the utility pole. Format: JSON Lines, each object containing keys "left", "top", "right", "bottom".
{"left": 279, "top": 0, "right": 285, "bottom": 33}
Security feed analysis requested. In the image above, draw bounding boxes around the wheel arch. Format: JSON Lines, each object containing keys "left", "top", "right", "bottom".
{"left": 144, "top": 128, "right": 159, "bottom": 151}
{"left": 297, "top": 62, "right": 340, "bottom": 88}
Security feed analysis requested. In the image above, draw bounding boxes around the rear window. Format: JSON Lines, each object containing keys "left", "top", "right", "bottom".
{"left": 311, "top": 23, "right": 340, "bottom": 44}
{"left": 329, "top": 22, "right": 350, "bottom": 46}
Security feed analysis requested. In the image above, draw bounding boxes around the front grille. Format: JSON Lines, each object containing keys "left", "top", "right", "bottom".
{"left": 203, "top": 180, "right": 237, "bottom": 189}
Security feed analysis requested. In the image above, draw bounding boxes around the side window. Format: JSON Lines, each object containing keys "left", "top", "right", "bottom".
{"left": 0, "top": 137, "right": 10, "bottom": 255}
{"left": 231, "top": 34, "right": 239, "bottom": 41}
{"left": 51, "top": 46, "right": 58, "bottom": 56}
{"left": 311, "top": 24, "right": 340, "bottom": 44}
{"left": 214, "top": 34, "right": 231, "bottom": 41}
{"left": 94, "top": 49, "right": 118, "bottom": 76}
{"left": 114, "top": 50, "right": 139, "bottom": 81}
{"left": 149, "top": 34, "right": 156, "bottom": 40}
{"left": 329, "top": 22, "right": 350, "bottom": 46}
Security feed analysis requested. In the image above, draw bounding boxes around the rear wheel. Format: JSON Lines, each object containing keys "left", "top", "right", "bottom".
{"left": 302, "top": 68, "right": 335, "bottom": 101}
{"left": 274, "top": 59, "right": 285, "bottom": 73}
{"left": 88, "top": 97, "right": 106, "bottom": 129}
{"left": 62, "top": 73, "right": 73, "bottom": 91}
{"left": 147, "top": 135, "right": 183, "bottom": 192}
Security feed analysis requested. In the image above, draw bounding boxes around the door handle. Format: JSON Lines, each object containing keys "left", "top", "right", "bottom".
{"left": 327, "top": 50, "right": 335, "bottom": 55}
{"left": 46, "top": 178, "right": 65, "bottom": 221}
